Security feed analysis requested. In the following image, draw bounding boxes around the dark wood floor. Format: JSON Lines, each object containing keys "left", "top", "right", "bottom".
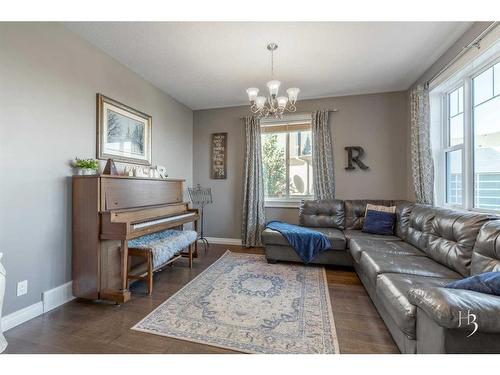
{"left": 4, "top": 245, "right": 399, "bottom": 354}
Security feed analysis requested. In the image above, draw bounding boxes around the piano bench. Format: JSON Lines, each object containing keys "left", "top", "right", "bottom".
{"left": 127, "top": 229, "right": 198, "bottom": 295}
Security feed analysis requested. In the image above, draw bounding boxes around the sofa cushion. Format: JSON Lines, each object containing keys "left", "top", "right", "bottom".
{"left": 344, "top": 229, "right": 401, "bottom": 245}
{"left": 261, "top": 227, "right": 346, "bottom": 251}
{"left": 299, "top": 199, "right": 345, "bottom": 229}
{"left": 349, "top": 238, "right": 426, "bottom": 264}
{"left": 471, "top": 220, "right": 500, "bottom": 275}
{"left": 344, "top": 200, "right": 395, "bottom": 230}
{"left": 394, "top": 201, "right": 414, "bottom": 240}
{"left": 376, "top": 274, "right": 460, "bottom": 339}
{"left": 359, "top": 252, "right": 462, "bottom": 285}
{"left": 405, "top": 204, "right": 439, "bottom": 252}
{"left": 427, "top": 210, "right": 493, "bottom": 277}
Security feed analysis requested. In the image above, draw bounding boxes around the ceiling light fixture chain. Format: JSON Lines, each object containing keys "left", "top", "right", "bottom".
{"left": 246, "top": 42, "right": 300, "bottom": 119}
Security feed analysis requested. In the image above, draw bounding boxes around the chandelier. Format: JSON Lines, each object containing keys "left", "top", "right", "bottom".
{"left": 246, "top": 43, "right": 300, "bottom": 119}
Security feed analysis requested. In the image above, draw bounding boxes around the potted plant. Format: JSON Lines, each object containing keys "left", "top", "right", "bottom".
{"left": 73, "top": 158, "right": 99, "bottom": 176}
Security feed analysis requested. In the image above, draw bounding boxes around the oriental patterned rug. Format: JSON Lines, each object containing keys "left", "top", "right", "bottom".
{"left": 132, "top": 251, "right": 339, "bottom": 354}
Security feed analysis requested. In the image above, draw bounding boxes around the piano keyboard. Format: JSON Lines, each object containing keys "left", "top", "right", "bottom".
{"left": 132, "top": 212, "right": 197, "bottom": 230}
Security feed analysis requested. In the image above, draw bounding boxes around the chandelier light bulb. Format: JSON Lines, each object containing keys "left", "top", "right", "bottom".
{"left": 286, "top": 88, "right": 300, "bottom": 104}
{"left": 277, "top": 96, "right": 288, "bottom": 108}
{"left": 266, "top": 80, "right": 281, "bottom": 97}
{"left": 255, "top": 96, "right": 267, "bottom": 109}
{"left": 246, "top": 87, "right": 259, "bottom": 102}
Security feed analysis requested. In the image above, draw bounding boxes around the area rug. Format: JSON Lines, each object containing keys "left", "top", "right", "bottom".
{"left": 132, "top": 251, "right": 339, "bottom": 354}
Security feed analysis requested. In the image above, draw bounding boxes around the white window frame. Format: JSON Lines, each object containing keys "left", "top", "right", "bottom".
{"left": 260, "top": 114, "right": 314, "bottom": 208}
{"left": 435, "top": 52, "right": 500, "bottom": 213}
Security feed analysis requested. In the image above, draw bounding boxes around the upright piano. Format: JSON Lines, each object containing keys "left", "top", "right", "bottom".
{"left": 72, "top": 175, "right": 199, "bottom": 303}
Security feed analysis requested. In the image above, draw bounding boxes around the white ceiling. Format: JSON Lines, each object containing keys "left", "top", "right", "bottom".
{"left": 64, "top": 22, "right": 472, "bottom": 110}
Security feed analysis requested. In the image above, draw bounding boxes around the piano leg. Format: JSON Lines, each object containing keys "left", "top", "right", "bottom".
{"left": 100, "top": 241, "right": 132, "bottom": 304}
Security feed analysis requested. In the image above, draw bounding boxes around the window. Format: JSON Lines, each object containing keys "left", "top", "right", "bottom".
{"left": 261, "top": 118, "right": 313, "bottom": 204}
{"left": 434, "top": 55, "right": 500, "bottom": 211}
{"left": 473, "top": 62, "right": 500, "bottom": 209}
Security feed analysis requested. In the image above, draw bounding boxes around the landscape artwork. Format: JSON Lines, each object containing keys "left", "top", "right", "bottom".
{"left": 97, "top": 94, "right": 152, "bottom": 165}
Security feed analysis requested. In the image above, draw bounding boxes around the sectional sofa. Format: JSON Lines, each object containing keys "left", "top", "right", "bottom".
{"left": 261, "top": 199, "right": 500, "bottom": 354}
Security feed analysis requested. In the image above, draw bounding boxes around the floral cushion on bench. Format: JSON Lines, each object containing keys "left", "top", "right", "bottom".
{"left": 128, "top": 230, "right": 197, "bottom": 269}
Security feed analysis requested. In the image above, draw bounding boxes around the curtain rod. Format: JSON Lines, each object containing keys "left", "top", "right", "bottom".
{"left": 239, "top": 109, "right": 339, "bottom": 120}
{"left": 426, "top": 22, "right": 498, "bottom": 87}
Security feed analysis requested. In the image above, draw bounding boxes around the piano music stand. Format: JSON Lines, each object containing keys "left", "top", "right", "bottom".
{"left": 188, "top": 184, "right": 212, "bottom": 253}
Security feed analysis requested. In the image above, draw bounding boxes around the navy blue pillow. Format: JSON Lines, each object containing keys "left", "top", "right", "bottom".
{"left": 446, "top": 272, "right": 500, "bottom": 296}
{"left": 362, "top": 210, "right": 396, "bottom": 236}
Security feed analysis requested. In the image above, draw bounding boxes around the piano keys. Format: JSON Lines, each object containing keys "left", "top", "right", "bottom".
{"left": 72, "top": 175, "right": 199, "bottom": 304}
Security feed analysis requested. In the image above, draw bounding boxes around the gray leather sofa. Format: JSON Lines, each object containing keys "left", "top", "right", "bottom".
{"left": 261, "top": 199, "right": 500, "bottom": 353}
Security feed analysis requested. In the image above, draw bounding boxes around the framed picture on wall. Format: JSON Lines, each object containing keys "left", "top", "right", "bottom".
{"left": 96, "top": 94, "right": 152, "bottom": 165}
{"left": 211, "top": 132, "right": 227, "bottom": 179}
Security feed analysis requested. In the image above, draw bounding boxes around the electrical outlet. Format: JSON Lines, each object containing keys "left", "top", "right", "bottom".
{"left": 17, "top": 280, "right": 28, "bottom": 296}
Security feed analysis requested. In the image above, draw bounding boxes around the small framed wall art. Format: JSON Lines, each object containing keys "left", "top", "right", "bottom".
{"left": 96, "top": 94, "right": 152, "bottom": 166}
{"left": 211, "top": 132, "right": 227, "bottom": 179}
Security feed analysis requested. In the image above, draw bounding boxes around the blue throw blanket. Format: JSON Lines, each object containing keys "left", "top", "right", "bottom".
{"left": 266, "top": 221, "right": 331, "bottom": 264}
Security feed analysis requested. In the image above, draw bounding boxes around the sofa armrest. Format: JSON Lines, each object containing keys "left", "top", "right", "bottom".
{"left": 408, "top": 287, "right": 500, "bottom": 333}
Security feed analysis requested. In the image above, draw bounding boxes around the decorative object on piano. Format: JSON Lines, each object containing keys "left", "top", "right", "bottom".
{"left": 97, "top": 94, "right": 152, "bottom": 166}
{"left": 157, "top": 165, "right": 168, "bottom": 179}
{"left": 123, "top": 165, "right": 133, "bottom": 176}
{"left": 188, "top": 184, "right": 213, "bottom": 252}
{"left": 72, "top": 157, "right": 98, "bottom": 175}
{"left": 103, "top": 158, "right": 119, "bottom": 175}
{"left": 211, "top": 132, "right": 227, "bottom": 179}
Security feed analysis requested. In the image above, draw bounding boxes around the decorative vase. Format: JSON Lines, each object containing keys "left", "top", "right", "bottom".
{"left": 74, "top": 168, "right": 96, "bottom": 176}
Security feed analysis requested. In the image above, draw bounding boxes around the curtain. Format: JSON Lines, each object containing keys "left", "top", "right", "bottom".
{"left": 242, "top": 116, "right": 266, "bottom": 247}
{"left": 311, "top": 110, "right": 335, "bottom": 199}
{"left": 410, "top": 84, "right": 434, "bottom": 205}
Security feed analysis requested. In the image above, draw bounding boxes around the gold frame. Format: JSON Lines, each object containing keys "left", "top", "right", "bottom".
{"left": 96, "top": 93, "right": 152, "bottom": 166}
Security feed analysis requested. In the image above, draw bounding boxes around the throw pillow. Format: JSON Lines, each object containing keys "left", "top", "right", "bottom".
{"left": 362, "top": 210, "right": 396, "bottom": 236}
{"left": 364, "top": 204, "right": 396, "bottom": 217}
{"left": 446, "top": 272, "right": 500, "bottom": 296}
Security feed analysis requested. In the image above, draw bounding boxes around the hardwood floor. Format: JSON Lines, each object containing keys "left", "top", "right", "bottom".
{"left": 4, "top": 245, "right": 399, "bottom": 354}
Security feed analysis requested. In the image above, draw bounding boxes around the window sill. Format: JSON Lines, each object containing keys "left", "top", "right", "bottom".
{"left": 264, "top": 200, "right": 304, "bottom": 208}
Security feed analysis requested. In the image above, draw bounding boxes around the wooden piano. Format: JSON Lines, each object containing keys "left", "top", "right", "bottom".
{"left": 72, "top": 175, "right": 199, "bottom": 304}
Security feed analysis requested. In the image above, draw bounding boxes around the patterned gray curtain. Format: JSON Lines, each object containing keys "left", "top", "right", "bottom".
{"left": 242, "top": 116, "right": 266, "bottom": 247}
{"left": 311, "top": 110, "right": 335, "bottom": 199}
{"left": 410, "top": 85, "right": 434, "bottom": 205}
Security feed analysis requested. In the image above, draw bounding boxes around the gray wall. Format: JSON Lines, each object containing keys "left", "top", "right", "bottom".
{"left": 0, "top": 23, "right": 193, "bottom": 315}
{"left": 193, "top": 92, "right": 409, "bottom": 239}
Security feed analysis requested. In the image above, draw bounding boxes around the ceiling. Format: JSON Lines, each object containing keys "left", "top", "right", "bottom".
{"left": 64, "top": 22, "right": 472, "bottom": 110}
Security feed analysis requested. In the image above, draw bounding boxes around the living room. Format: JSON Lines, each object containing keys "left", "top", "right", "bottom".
{"left": 1, "top": 0, "right": 499, "bottom": 372}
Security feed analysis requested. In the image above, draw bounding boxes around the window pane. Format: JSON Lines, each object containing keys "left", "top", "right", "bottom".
{"left": 494, "top": 62, "right": 500, "bottom": 96}
{"left": 449, "top": 89, "right": 458, "bottom": 117}
{"left": 289, "top": 131, "right": 313, "bottom": 196}
{"left": 458, "top": 86, "right": 464, "bottom": 113}
{"left": 474, "top": 67, "right": 494, "bottom": 105}
{"left": 474, "top": 93, "right": 500, "bottom": 209}
{"left": 449, "top": 113, "right": 464, "bottom": 146}
{"left": 262, "top": 133, "right": 287, "bottom": 198}
{"left": 446, "top": 149, "right": 462, "bottom": 205}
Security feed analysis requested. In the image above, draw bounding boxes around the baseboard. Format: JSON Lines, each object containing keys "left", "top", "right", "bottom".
{"left": 1, "top": 301, "right": 43, "bottom": 332}
{"left": 42, "top": 281, "right": 75, "bottom": 313}
{"left": 199, "top": 237, "right": 242, "bottom": 246}
{"left": 1, "top": 281, "right": 75, "bottom": 332}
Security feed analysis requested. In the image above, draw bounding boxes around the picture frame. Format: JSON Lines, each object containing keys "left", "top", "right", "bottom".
{"left": 96, "top": 94, "right": 152, "bottom": 166}
{"left": 211, "top": 132, "right": 227, "bottom": 179}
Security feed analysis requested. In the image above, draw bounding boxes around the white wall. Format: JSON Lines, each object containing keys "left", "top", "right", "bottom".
{"left": 0, "top": 22, "right": 193, "bottom": 315}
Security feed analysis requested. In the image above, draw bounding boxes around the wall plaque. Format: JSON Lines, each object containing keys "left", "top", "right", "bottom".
{"left": 211, "top": 132, "right": 227, "bottom": 179}
{"left": 345, "top": 146, "right": 369, "bottom": 171}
